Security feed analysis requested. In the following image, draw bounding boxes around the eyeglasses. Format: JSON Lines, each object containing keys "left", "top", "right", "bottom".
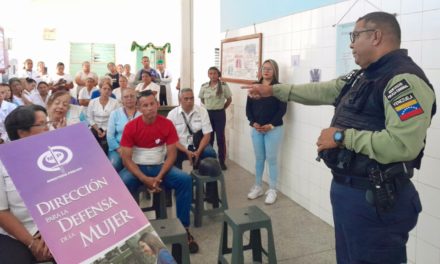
{"left": 349, "top": 29, "right": 376, "bottom": 43}
{"left": 261, "top": 67, "right": 273, "bottom": 72}
{"left": 32, "top": 121, "right": 53, "bottom": 128}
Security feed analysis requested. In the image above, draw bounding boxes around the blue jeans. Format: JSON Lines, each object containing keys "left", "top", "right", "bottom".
{"left": 251, "top": 126, "right": 284, "bottom": 189}
{"left": 175, "top": 144, "right": 217, "bottom": 169}
{"left": 119, "top": 165, "right": 193, "bottom": 227}
{"left": 331, "top": 179, "right": 421, "bottom": 264}
{"left": 108, "top": 150, "right": 123, "bottom": 172}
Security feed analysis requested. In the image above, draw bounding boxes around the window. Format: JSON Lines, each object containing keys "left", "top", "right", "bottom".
{"left": 69, "top": 43, "right": 115, "bottom": 77}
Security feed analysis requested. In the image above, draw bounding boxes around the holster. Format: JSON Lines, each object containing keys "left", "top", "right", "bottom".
{"left": 366, "top": 162, "right": 412, "bottom": 212}
{"left": 322, "top": 148, "right": 413, "bottom": 212}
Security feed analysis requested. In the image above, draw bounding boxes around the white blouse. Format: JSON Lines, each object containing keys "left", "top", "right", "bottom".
{"left": 87, "top": 97, "right": 119, "bottom": 130}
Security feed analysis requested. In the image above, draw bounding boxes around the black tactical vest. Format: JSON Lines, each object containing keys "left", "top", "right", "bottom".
{"left": 325, "top": 49, "right": 436, "bottom": 172}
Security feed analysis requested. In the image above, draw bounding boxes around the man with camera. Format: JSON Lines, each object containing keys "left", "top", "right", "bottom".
{"left": 167, "top": 88, "right": 218, "bottom": 203}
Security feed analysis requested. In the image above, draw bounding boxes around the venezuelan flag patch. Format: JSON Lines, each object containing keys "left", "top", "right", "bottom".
{"left": 391, "top": 93, "right": 424, "bottom": 121}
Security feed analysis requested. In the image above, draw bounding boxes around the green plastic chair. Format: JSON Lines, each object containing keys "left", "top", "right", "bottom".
{"left": 190, "top": 169, "right": 229, "bottom": 227}
{"left": 151, "top": 218, "right": 190, "bottom": 264}
{"left": 218, "top": 206, "right": 277, "bottom": 264}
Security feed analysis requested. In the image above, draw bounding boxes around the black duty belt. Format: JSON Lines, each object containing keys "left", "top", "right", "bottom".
{"left": 333, "top": 173, "right": 411, "bottom": 191}
{"left": 333, "top": 174, "right": 371, "bottom": 190}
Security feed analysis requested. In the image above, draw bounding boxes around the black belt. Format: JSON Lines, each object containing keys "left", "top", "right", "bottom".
{"left": 333, "top": 174, "right": 371, "bottom": 190}
{"left": 333, "top": 173, "right": 411, "bottom": 191}
{"left": 207, "top": 109, "right": 225, "bottom": 112}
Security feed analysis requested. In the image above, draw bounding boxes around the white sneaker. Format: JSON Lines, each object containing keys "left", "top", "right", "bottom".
{"left": 265, "top": 189, "right": 277, "bottom": 204}
{"left": 247, "top": 185, "right": 264, "bottom": 200}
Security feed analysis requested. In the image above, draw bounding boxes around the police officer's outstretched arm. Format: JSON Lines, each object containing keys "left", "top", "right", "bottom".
{"left": 344, "top": 74, "right": 435, "bottom": 164}
{"left": 244, "top": 78, "right": 345, "bottom": 105}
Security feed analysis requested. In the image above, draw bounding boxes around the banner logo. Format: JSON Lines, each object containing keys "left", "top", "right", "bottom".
{"left": 37, "top": 146, "right": 73, "bottom": 172}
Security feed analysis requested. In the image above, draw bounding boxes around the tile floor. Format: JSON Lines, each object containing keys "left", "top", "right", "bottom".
{"left": 144, "top": 160, "right": 336, "bottom": 264}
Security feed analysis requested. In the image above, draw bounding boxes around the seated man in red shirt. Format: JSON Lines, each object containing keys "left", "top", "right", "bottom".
{"left": 118, "top": 90, "right": 198, "bottom": 253}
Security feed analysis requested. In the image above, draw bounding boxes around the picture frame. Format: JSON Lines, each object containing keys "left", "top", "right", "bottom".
{"left": 220, "top": 33, "right": 262, "bottom": 84}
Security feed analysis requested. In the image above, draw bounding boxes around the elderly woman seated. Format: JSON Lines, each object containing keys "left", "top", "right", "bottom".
{"left": 107, "top": 88, "right": 140, "bottom": 171}
{"left": 90, "top": 76, "right": 117, "bottom": 100}
{"left": 0, "top": 105, "right": 54, "bottom": 263}
{"left": 46, "top": 91, "right": 87, "bottom": 130}
{"left": 88, "top": 82, "right": 119, "bottom": 154}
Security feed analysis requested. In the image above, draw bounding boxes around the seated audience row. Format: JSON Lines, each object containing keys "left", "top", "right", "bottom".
{"left": 0, "top": 65, "right": 231, "bottom": 259}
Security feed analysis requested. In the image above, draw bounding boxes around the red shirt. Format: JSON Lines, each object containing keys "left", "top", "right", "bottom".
{"left": 120, "top": 115, "right": 178, "bottom": 148}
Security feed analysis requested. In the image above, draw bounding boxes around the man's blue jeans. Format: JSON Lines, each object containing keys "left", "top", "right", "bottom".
{"left": 119, "top": 165, "right": 193, "bottom": 227}
{"left": 175, "top": 144, "right": 217, "bottom": 169}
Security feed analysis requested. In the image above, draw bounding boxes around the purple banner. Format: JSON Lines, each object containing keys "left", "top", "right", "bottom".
{"left": 0, "top": 124, "right": 155, "bottom": 263}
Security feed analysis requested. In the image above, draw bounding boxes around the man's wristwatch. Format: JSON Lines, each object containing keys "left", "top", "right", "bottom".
{"left": 333, "top": 130, "right": 345, "bottom": 146}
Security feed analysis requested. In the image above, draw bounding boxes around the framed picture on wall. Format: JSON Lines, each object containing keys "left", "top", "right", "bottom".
{"left": 220, "top": 33, "right": 262, "bottom": 84}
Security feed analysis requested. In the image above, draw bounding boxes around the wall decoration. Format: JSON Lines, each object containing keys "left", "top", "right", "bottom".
{"left": 0, "top": 27, "right": 8, "bottom": 71}
{"left": 310, "top": 68, "right": 321, "bottom": 82}
{"left": 131, "top": 42, "right": 171, "bottom": 70}
{"left": 43, "top": 28, "right": 57, "bottom": 40}
{"left": 291, "top": 54, "right": 300, "bottom": 67}
{"left": 221, "top": 33, "right": 262, "bottom": 84}
{"left": 130, "top": 42, "right": 171, "bottom": 53}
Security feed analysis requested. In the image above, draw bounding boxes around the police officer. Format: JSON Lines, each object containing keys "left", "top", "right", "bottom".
{"left": 245, "top": 12, "right": 436, "bottom": 264}
{"left": 199, "top": 67, "right": 232, "bottom": 170}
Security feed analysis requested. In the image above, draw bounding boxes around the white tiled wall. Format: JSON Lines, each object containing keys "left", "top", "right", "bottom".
{"left": 224, "top": 1, "right": 440, "bottom": 263}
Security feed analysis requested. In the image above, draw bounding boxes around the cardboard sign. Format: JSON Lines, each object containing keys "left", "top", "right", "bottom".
{"left": 0, "top": 123, "right": 172, "bottom": 263}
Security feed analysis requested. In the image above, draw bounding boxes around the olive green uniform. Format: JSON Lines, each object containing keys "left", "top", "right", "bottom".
{"left": 273, "top": 73, "right": 435, "bottom": 164}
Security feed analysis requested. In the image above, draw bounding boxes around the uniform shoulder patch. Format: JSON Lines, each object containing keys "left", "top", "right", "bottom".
{"left": 391, "top": 93, "right": 424, "bottom": 121}
{"left": 341, "top": 70, "right": 359, "bottom": 82}
{"left": 385, "top": 79, "right": 411, "bottom": 101}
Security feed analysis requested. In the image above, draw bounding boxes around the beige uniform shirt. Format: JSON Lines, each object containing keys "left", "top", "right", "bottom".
{"left": 199, "top": 82, "right": 232, "bottom": 110}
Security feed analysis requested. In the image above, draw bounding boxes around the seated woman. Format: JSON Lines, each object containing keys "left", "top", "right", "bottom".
{"left": 78, "top": 77, "right": 98, "bottom": 108}
{"left": 107, "top": 88, "right": 140, "bottom": 172}
{"left": 135, "top": 71, "right": 159, "bottom": 101}
{"left": 88, "top": 82, "right": 119, "bottom": 154}
{"left": 0, "top": 105, "right": 53, "bottom": 263}
{"left": 49, "top": 62, "right": 74, "bottom": 93}
{"left": 90, "top": 76, "right": 116, "bottom": 100}
{"left": 2, "top": 83, "right": 13, "bottom": 103}
{"left": 29, "top": 81, "right": 50, "bottom": 108}
{"left": 111, "top": 75, "right": 130, "bottom": 104}
{"left": 46, "top": 91, "right": 87, "bottom": 129}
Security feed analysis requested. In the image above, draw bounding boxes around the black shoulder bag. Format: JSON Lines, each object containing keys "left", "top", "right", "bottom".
{"left": 181, "top": 112, "right": 204, "bottom": 150}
